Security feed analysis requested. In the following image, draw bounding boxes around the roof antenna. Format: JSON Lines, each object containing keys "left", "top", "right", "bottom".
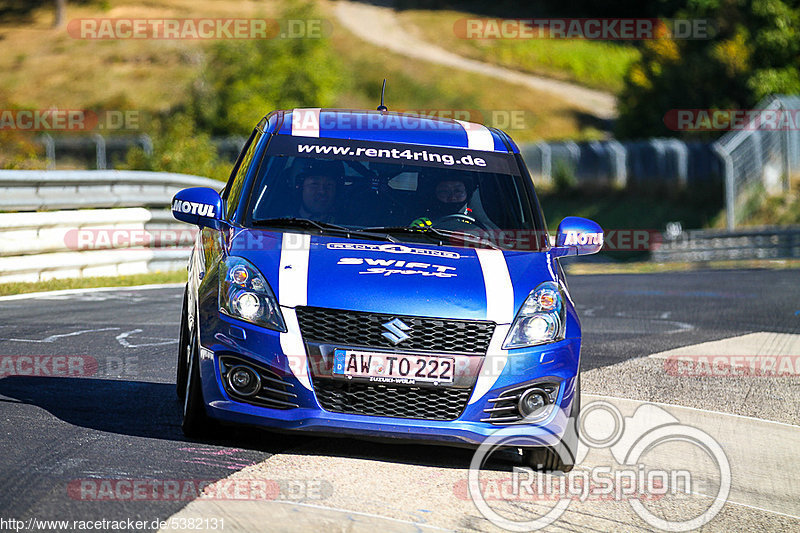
{"left": 377, "top": 79, "right": 388, "bottom": 112}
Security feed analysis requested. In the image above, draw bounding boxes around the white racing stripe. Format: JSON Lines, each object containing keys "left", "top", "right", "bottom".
{"left": 291, "top": 108, "right": 321, "bottom": 137}
{"left": 455, "top": 119, "right": 495, "bottom": 151}
{"left": 470, "top": 248, "right": 514, "bottom": 404}
{"left": 475, "top": 248, "right": 514, "bottom": 324}
{"left": 278, "top": 233, "right": 312, "bottom": 390}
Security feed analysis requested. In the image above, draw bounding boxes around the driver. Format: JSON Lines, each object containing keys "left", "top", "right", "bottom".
{"left": 431, "top": 179, "right": 469, "bottom": 217}
{"left": 411, "top": 174, "right": 476, "bottom": 228}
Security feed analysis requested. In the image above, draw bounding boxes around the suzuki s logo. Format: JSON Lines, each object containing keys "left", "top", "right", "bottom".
{"left": 381, "top": 318, "right": 411, "bottom": 345}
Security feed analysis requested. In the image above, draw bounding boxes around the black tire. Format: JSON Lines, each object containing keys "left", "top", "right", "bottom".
{"left": 176, "top": 286, "right": 190, "bottom": 400}
{"left": 181, "top": 326, "right": 219, "bottom": 439}
{"left": 522, "top": 375, "right": 581, "bottom": 473}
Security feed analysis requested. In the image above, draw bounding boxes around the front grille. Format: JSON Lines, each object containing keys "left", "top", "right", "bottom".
{"left": 295, "top": 306, "right": 495, "bottom": 354}
{"left": 481, "top": 382, "right": 559, "bottom": 425}
{"left": 314, "top": 379, "right": 471, "bottom": 420}
{"left": 219, "top": 356, "right": 299, "bottom": 409}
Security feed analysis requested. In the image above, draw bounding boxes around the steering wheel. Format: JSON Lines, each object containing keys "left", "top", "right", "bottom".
{"left": 433, "top": 213, "right": 488, "bottom": 230}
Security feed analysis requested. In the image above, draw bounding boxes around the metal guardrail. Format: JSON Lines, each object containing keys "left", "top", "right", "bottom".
{"left": 35, "top": 134, "right": 246, "bottom": 170}
{"left": 0, "top": 170, "right": 221, "bottom": 211}
{"left": 652, "top": 226, "right": 800, "bottom": 262}
{"left": 0, "top": 170, "right": 220, "bottom": 283}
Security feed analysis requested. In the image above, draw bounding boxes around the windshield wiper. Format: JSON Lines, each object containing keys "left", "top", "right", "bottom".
{"left": 251, "top": 217, "right": 398, "bottom": 243}
{"left": 363, "top": 225, "right": 500, "bottom": 250}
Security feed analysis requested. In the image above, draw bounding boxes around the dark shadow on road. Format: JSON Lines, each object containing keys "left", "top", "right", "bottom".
{"left": 0, "top": 376, "right": 304, "bottom": 453}
{"left": 0, "top": 375, "right": 522, "bottom": 472}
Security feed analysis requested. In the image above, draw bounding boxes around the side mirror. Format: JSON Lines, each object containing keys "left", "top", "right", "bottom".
{"left": 171, "top": 187, "right": 223, "bottom": 229}
{"left": 552, "top": 216, "right": 603, "bottom": 257}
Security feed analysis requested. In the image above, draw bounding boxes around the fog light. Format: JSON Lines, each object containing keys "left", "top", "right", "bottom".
{"left": 518, "top": 388, "right": 549, "bottom": 418}
{"left": 227, "top": 365, "right": 261, "bottom": 397}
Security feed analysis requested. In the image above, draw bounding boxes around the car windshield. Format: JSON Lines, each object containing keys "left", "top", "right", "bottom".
{"left": 243, "top": 136, "right": 546, "bottom": 250}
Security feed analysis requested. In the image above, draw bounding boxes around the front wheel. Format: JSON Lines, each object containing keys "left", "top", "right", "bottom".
{"left": 522, "top": 375, "right": 581, "bottom": 473}
{"left": 181, "top": 329, "right": 220, "bottom": 439}
{"left": 176, "top": 286, "right": 190, "bottom": 400}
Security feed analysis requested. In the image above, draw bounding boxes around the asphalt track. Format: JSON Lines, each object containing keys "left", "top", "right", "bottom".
{"left": 0, "top": 269, "right": 797, "bottom": 532}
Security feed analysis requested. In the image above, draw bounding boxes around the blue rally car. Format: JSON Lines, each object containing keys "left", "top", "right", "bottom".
{"left": 173, "top": 108, "right": 602, "bottom": 471}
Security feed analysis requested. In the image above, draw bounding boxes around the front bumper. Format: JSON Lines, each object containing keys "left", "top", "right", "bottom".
{"left": 197, "top": 310, "right": 581, "bottom": 448}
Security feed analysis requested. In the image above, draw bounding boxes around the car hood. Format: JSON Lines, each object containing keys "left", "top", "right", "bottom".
{"left": 229, "top": 229, "right": 556, "bottom": 323}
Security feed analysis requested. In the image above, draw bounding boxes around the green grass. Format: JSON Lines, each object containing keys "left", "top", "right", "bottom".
{"left": 538, "top": 189, "right": 723, "bottom": 261}
{"left": 0, "top": 271, "right": 186, "bottom": 296}
{"left": 397, "top": 10, "right": 639, "bottom": 93}
{"left": 539, "top": 189, "right": 721, "bottom": 232}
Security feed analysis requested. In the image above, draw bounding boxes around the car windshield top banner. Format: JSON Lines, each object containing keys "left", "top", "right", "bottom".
{"left": 266, "top": 135, "right": 519, "bottom": 175}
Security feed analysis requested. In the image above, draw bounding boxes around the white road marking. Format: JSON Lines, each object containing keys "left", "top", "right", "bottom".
{"left": 648, "top": 332, "right": 800, "bottom": 358}
{"left": 582, "top": 315, "right": 694, "bottom": 335}
{"left": 115, "top": 329, "right": 178, "bottom": 348}
{"left": 0, "top": 327, "right": 120, "bottom": 343}
{"left": 0, "top": 283, "right": 184, "bottom": 302}
{"left": 586, "top": 392, "right": 800, "bottom": 429}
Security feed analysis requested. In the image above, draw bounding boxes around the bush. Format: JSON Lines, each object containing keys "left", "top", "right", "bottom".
{"left": 0, "top": 130, "right": 46, "bottom": 169}
{"left": 190, "top": 2, "right": 345, "bottom": 135}
{"left": 122, "top": 114, "right": 230, "bottom": 181}
{"left": 552, "top": 159, "right": 577, "bottom": 192}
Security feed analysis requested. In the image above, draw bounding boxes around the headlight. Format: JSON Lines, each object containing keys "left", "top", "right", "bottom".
{"left": 503, "top": 281, "right": 565, "bottom": 349}
{"left": 219, "top": 256, "right": 286, "bottom": 332}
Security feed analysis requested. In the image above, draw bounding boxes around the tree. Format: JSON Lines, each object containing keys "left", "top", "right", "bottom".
{"left": 615, "top": 0, "right": 800, "bottom": 139}
{"left": 190, "top": 3, "right": 345, "bottom": 135}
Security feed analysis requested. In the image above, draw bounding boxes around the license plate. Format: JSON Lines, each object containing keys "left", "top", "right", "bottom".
{"left": 332, "top": 349, "right": 454, "bottom": 385}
